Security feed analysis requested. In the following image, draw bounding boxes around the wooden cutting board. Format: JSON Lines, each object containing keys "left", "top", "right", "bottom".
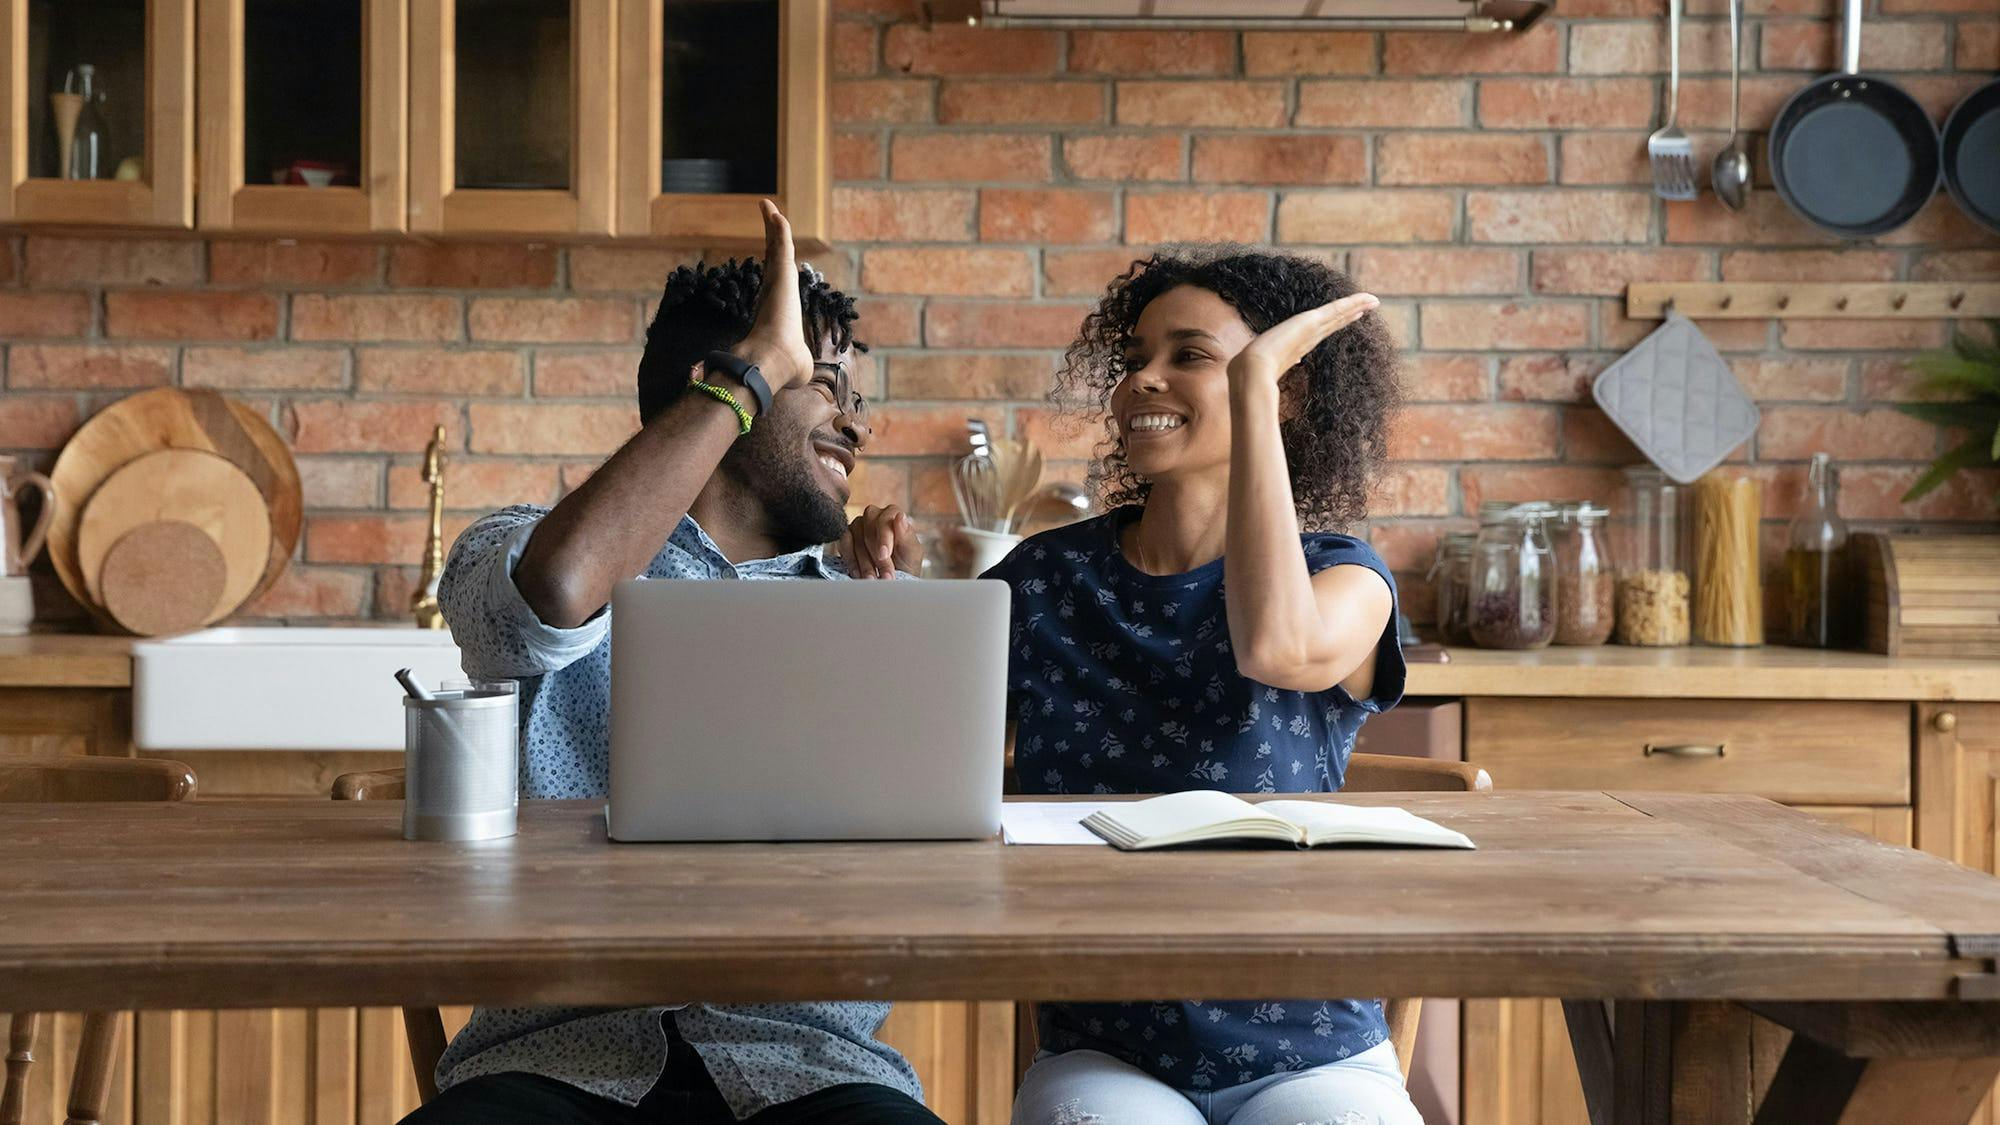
{"left": 76, "top": 449, "right": 272, "bottom": 623}
{"left": 49, "top": 388, "right": 300, "bottom": 625}
{"left": 99, "top": 520, "right": 229, "bottom": 637}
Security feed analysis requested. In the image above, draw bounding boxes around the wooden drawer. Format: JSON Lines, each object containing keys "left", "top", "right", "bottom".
{"left": 1465, "top": 698, "right": 1910, "bottom": 805}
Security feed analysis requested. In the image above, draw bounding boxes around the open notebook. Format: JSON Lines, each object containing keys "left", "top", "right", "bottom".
{"left": 1081, "top": 790, "right": 1476, "bottom": 851}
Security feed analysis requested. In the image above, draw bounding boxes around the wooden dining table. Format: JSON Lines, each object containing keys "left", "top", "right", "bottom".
{"left": 6, "top": 790, "right": 2000, "bottom": 1124}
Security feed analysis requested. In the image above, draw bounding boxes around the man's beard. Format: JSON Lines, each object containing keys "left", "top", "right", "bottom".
{"left": 728, "top": 425, "right": 850, "bottom": 554}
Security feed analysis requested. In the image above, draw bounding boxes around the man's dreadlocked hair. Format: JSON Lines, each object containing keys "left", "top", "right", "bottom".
{"left": 636, "top": 258, "right": 865, "bottom": 423}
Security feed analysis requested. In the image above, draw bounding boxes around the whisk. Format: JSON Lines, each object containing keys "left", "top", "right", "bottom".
{"left": 951, "top": 453, "right": 1001, "bottom": 532}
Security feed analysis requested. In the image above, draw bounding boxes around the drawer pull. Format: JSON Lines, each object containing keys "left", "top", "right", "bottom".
{"left": 1644, "top": 743, "right": 1726, "bottom": 759}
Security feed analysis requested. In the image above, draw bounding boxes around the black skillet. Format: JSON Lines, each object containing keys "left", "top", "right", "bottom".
{"left": 1943, "top": 78, "right": 2000, "bottom": 236}
{"left": 1768, "top": 0, "right": 1940, "bottom": 240}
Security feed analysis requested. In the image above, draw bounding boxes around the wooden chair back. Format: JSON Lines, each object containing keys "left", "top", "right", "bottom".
{"left": 1, "top": 756, "right": 197, "bottom": 1125}
{"left": 1012, "top": 753, "right": 1490, "bottom": 1087}
{"left": 329, "top": 767, "right": 450, "bottom": 1105}
{"left": 0, "top": 756, "right": 196, "bottom": 803}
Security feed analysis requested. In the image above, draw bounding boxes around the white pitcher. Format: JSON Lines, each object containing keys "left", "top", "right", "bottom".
{"left": 0, "top": 454, "right": 55, "bottom": 577}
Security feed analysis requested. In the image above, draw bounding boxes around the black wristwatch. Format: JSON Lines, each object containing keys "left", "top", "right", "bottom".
{"left": 701, "top": 350, "right": 773, "bottom": 418}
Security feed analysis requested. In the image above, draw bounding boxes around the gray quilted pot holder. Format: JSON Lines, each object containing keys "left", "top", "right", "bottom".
{"left": 1591, "top": 311, "right": 1760, "bottom": 485}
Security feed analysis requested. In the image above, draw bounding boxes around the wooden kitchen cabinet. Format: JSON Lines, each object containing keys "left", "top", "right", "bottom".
{"left": 0, "top": 686, "right": 131, "bottom": 757}
{"left": 0, "top": 0, "right": 194, "bottom": 227}
{"left": 1, "top": 0, "right": 830, "bottom": 241}
{"left": 615, "top": 0, "right": 830, "bottom": 249}
{"left": 407, "top": 0, "right": 617, "bottom": 236}
{"left": 1917, "top": 701, "right": 2000, "bottom": 1125}
{"left": 196, "top": 0, "right": 407, "bottom": 233}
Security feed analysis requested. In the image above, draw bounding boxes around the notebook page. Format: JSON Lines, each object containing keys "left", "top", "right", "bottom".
{"left": 1261, "top": 801, "right": 1475, "bottom": 849}
{"left": 1093, "top": 790, "right": 1279, "bottom": 842}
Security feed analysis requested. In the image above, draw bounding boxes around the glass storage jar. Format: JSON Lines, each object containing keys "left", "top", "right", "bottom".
{"left": 1614, "top": 466, "right": 1690, "bottom": 646}
{"left": 1469, "top": 502, "right": 1557, "bottom": 650}
{"left": 1552, "top": 502, "right": 1615, "bottom": 646}
{"left": 1425, "top": 531, "right": 1477, "bottom": 646}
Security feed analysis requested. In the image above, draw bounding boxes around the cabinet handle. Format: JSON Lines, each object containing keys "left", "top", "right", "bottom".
{"left": 1934, "top": 711, "right": 1958, "bottom": 734}
{"left": 1643, "top": 743, "right": 1726, "bottom": 758}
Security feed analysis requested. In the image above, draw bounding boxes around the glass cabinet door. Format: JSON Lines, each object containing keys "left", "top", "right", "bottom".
{"left": 616, "top": 0, "right": 827, "bottom": 249}
{"left": 0, "top": 0, "right": 194, "bottom": 227}
{"left": 409, "top": 0, "right": 615, "bottom": 234}
{"left": 196, "top": 0, "right": 405, "bottom": 232}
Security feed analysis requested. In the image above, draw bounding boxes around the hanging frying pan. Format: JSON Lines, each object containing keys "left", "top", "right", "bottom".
{"left": 1942, "top": 78, "right": 2000, "bottom": 236}
{"left": 1768, "top": 0, "right": 1940, "bottom": 239}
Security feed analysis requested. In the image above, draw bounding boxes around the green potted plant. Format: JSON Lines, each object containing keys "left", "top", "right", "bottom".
{"left": 1898, "top": 321, "right": 2000, "bottom": 502}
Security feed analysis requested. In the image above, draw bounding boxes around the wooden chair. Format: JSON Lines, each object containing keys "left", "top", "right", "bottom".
{"left": 1011, "top": 752, "right": 1492, "bottom": 1087}
{"left": 329, "top": 767, "right": 451, "bottom": 1105}
{"left": 1, "top": 756, "right": 197, "bottom": 1125}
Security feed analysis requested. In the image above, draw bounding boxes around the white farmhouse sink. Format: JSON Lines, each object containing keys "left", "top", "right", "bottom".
{"left": 132, "top": 627, "right": 467, "bottom": 751}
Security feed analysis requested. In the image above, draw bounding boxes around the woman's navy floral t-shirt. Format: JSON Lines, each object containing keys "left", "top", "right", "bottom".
{"left": 982, "top": 506, "right": 1408, "bottom": 1091}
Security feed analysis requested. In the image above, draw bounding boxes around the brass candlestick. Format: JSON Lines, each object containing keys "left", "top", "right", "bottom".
{"left": 411, "top": 425, "right": 447, "bottom": 630}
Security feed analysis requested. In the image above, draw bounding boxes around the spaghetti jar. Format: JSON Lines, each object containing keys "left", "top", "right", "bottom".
{"left": 1692, "top": 472, "right": 1764, "bottom": 647}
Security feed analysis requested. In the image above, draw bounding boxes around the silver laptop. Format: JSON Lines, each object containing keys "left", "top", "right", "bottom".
{"left": 606, "top": 578, "right": 1009, "bottom": 841}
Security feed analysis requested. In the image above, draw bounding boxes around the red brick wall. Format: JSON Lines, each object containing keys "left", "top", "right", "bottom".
{"left": 2, "top": 0, "right": 1997, "bottom": 626}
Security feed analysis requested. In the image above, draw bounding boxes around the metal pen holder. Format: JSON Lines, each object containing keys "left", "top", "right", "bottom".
{"left": 402, "top": 689, "right": 518, "bottom": 841}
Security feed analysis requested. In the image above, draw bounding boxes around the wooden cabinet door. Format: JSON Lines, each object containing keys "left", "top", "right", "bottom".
{"left": 880, "top": 1002, "right": 1015, "bottom": 1125}
{"left": 614, "top": 0, "right": 829, "bottom": 250}
{"left": 408, "top": 0, "right": 616, "bottom": 235}
{"left": 0, "top": 688, "right": 131, "bottom": 757}
{"left": 0, "top": 0, "right": 194, "bottom": 227}
{"left": 1916, "top": 701, "right": 2000, "bottom": 1125}
{"left": 195, "top": 0, "right": 407, "bottom": 233}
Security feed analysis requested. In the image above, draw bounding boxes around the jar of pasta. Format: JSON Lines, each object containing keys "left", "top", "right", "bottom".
{"left": 1692, "top": 472, "right": 1763, "bottom": 647}
{"left": 1615, "top": 467, "right": 1690, "bottom": 646}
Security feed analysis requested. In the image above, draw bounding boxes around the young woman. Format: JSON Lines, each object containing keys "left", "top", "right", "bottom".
{"left": 984, "top": 249, "right": 1418, "bottom": 1125}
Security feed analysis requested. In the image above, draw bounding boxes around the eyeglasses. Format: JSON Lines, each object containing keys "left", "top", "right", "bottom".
{"left": 812, "top": 361, "right": 870, "bottom": 422}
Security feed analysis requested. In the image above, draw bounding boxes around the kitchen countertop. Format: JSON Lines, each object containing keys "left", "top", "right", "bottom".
{"left": 0, "top": 634, "right": 134, "bottom": 688}
{"left": 5, "top": 632, "right": 1998, "bottom": 702}
{"left": 1405, "top": 645, "right": 2000, "bottom": 703}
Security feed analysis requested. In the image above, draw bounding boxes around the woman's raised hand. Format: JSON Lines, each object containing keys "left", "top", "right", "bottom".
{"left": 1226, "top": 292, "right": 1380, "bottom": 388}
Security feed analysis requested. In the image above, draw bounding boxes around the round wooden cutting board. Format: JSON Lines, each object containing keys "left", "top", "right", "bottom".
{"left": 99, "top": 520, "right": 229, "bottom": 637}
{"left": 76, "top": 449, "right": 272, "bottom": 623}
{"left": 49, "top": 388, "right": 301, "bottom": 625}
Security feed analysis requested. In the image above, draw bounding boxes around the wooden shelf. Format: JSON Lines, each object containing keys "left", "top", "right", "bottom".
{"left": 1628, "top": 282, "right": 2000, "bottom": 321}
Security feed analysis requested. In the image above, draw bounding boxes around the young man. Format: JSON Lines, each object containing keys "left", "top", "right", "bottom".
{"left": 407, "top": 203, "right": 932, "bottom": 1125}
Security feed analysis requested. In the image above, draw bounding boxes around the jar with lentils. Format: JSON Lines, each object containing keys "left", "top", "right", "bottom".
{"left": 1552, "top": 502, "right": 1614, "bottom": 646}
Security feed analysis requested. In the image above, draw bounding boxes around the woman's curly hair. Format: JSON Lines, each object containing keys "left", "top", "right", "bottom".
{"left": 1053, "top": 246, "right": 1401, "bottom": 532}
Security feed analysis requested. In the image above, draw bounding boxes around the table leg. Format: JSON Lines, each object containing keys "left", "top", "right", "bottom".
{"left": 1747, "top": 1002, "right": 2000, "bottom": 1125}
{"left": 1560, "top": 1001, "right": 1758, "bottom": 1125}
{"left": 1564, "top": 999, "right": 2000, "bottom": 1125}
{"left": 1562, "top": 1000, "right": 1614, "bottom": 1125}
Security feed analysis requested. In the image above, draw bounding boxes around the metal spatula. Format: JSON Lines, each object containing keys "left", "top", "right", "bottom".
{"left": 1649, "top": 0, "right": 1698, "bottom": 201}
